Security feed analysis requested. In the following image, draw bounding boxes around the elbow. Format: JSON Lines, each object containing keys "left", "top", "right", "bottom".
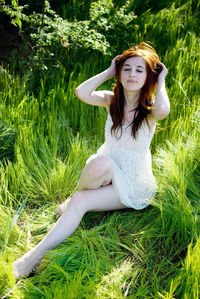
{"left": 158, "top": 104, "right": 170, "bottom": 120}
{"left": 75, "top": 86, "right": 87, "bottom": 101}
{"left": 152, "top": 103, "right": 170, "bottom": 120}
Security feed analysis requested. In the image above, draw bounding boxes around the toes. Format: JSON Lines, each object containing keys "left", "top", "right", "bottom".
{"left": 13, "top": 263, "right": 24, "bottom": 279}
{"left": 12, "top": 258, "right": 38, "bottom": 279}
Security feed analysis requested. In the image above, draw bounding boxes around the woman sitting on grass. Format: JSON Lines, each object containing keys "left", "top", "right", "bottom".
{"left": 13, "top": 42, "right": 170, "bottom": 278}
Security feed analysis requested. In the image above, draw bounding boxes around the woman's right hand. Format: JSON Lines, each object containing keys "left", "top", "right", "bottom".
{"left": 107, "top": 55, "right": 121, "bottom": 78}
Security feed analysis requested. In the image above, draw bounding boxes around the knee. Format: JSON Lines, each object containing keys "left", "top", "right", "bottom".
{"left": 88, "top": 157, "right": 112, "bottom": 178}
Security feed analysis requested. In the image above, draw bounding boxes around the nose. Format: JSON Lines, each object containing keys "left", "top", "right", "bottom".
{"left": 129, "top": 68, "right": 136, "bottom": 77}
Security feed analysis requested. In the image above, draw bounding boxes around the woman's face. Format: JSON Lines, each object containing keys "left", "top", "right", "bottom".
{"left": 120, "top": 56, "right": 147, "bottom": 91}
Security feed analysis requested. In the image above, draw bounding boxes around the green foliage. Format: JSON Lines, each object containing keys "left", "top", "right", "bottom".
{"left": 89, "top": 0, "right": 137, "bottom": 52}
{"left": 28, "top": 1, "right": 110, "bottom": 63}
{"left": 1, "top": 0, "right": 111, "bottom": 70}
{"left": 1, "top": 0, "right": 138, "bottom": 71}
{"left": 1, "top": 0, "right": 29, "bottom": 30}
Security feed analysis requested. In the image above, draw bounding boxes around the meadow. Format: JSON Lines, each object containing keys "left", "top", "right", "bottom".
{"left": 0, "top": 0, "right": 199, "bottom": 298}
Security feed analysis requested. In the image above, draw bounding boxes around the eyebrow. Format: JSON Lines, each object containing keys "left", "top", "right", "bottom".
{"left": 123, "top": 64, "right": 145, "bottom": 69}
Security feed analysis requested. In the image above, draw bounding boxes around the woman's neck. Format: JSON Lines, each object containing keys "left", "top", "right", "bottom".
{"left": 123, "top": 89, "right": 140, "bottom": 108}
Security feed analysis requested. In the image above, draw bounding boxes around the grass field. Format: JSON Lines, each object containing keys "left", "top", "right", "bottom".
{"left": 0, "top": 0, "right": 199, "bottom": 298}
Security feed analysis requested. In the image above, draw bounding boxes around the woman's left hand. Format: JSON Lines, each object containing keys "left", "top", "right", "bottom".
{"left": 157, "top": 62, "right": 168, "bottom": 84}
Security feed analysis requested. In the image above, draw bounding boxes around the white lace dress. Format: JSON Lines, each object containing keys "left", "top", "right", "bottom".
{"left": 86, "top": 112, "right": 157, "bottom": 209}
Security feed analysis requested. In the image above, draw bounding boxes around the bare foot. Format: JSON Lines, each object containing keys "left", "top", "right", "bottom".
{"left": 13, "top": 248, "right": 42, "bottom": 279}
{"left": 55, "top": 198, "right": 71, "bottom": 218}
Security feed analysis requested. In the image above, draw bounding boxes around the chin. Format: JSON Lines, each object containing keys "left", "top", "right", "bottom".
{"left": 126, "top": 86, "right": 141, "bottom": 91}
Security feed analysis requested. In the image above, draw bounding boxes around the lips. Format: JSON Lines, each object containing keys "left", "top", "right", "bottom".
{"left": 127, "top": 80, "right": 137, "bottom": 83}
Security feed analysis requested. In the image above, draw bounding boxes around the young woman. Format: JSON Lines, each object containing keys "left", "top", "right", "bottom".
{"left": 13, "top": 42, "right": 170, "bottom": 278}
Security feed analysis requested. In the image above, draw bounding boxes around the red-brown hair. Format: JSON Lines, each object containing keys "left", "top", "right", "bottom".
{"left": 109, "top": 42, "right": 162, "bottom": 139}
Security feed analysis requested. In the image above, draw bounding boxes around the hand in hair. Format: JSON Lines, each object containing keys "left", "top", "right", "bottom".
{"left": 108, "top": 55, "right": 121, "bottom": 78}
{"left": 157, "top": 62, "right": 168, "bottom": 84}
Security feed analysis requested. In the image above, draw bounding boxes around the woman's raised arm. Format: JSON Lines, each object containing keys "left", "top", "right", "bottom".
{"left": 75, "top": 57, "right": 120, "bottom": 109}
{"left": 151, "top": 62, "right": 170, "bottom": 120}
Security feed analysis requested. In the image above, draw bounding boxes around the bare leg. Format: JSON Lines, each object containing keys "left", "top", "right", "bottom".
{"left": 55, "top": 156, "right": 112, "bottom": 216}
{"left": 78, "top": 156, "right": 113, "bottom": 190}
{"left": 13, "top": 185, "right": 126, "bottom": 279}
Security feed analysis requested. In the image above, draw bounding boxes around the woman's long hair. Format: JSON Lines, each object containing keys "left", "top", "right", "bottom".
{"left": 109, "top": 42, "right": 162, "bottom": 139}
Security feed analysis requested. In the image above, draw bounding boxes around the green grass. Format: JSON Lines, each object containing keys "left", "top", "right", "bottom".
{"left": 0, "top": 0, "right": 200, "bottom": 298}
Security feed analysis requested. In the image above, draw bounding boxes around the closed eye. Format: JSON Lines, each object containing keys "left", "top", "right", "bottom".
{"left": 137, "top": 70, "right": 143, "bottom": 73}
